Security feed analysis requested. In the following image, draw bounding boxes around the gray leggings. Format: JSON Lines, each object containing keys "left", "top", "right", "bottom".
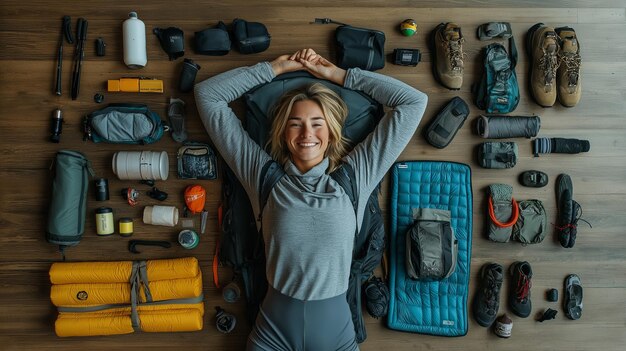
{"left": 247, "top": 287, "right": 359, "bottom": 351}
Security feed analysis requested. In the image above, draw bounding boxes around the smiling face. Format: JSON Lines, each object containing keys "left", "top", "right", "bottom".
{"left": 283, "top": 99, "right": 330, "bottom": 173}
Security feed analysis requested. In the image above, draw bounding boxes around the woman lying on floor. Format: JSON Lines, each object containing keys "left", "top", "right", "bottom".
{"left": 195, "top": 48, "right": 427, "bottom": 351}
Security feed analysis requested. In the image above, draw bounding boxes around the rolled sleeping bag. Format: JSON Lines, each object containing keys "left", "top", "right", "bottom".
{"left": 476, "top": 115, "right": 541, "bottom": 139}
{"left": 533, "top": 137, "right": 590, "bottom": 156}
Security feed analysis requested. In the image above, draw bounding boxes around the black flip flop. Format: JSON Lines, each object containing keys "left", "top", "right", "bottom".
{"left": 564, "top": 274, "right": 583, "bottom": 320}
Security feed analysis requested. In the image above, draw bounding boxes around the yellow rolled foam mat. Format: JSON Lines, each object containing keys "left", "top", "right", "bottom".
{"left": 49, "top": 257, "right": 199, "bottom": 284}
{"left": 51, "top": 273, "right": 202, "bottom": 306}
{"left": 49, "top": 257, "right": 205, "bottom": 336}
{"left": 55, "top": 306, "right": 204, "bottom": 337}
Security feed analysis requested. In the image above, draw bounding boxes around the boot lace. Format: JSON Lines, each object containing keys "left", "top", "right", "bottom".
{"left": 560, "top": 53, "right": 581, "bottom": 86}
{"left": 539, "top": 46, "right": 560, "bottom": 85}
{"left": 516, "top": 273, "right": 531, "bottom": 302}
{"left": 445, "top": 38, "right": 465, "bottom": 71}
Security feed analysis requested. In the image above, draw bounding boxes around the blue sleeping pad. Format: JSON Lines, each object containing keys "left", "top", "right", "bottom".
{"left": 387, "top": 161, "right": 473, "bottom": 336}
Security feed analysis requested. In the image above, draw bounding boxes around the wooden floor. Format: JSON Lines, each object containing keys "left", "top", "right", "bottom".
{"left": 1, "top": 1, "right": 625, "bottom": 350}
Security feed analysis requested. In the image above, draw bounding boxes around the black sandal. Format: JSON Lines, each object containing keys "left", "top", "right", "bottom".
{"left": 564, "top": 274, "right": 583, "bottom": 320}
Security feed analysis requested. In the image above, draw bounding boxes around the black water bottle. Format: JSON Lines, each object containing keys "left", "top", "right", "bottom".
{"left": 179, "top": 58, "right": 201, "bottom": 93}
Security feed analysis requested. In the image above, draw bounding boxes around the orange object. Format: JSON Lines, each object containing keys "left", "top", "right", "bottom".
{"left": 488, "top": 196, "right": 519, "bottom": 228}
{"left": 184, "top": 185, "right": 206, "bottom": 214}
{"left": 107, "top": 78, "right": 163, "bottom": 93}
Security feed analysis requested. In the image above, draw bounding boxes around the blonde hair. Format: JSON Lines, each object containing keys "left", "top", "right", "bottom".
{"left": 269, "top": 83, "right": 349, "bottom": 173}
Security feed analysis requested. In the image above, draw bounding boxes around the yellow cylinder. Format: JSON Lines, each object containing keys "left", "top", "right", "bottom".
{"left": 119, "top": 218, "right": 133, "bottom": 236}
{"left": 95, "top": 207, "right": 114, "bottom": 235}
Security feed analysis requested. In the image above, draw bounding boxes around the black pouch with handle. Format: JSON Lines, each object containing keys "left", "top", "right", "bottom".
{"left": 314, "top": 18, "right": 385, "bottom": 71}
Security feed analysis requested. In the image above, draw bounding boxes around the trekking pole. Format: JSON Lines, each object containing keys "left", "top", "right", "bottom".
{"left": 71, "top": 18, "right": 87, "bottom": 100}
{"left": 54, "top": 16, "right": 73, "bottom": 95}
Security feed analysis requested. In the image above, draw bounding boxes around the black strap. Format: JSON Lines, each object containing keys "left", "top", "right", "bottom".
{"left": 257, "top": 160, "right": 286, "bottom": 222}
{"left": 509, "top": 36, "right": 518, "bottom": 69}
{"left": 330, "top": 163, "right": 358, "bottom": 211}
{"left": 312, "top": 18, "right": 348, "bottom": 26}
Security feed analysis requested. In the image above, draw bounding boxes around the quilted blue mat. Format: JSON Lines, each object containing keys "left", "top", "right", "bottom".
{"left": 387, "top": 161, "right": 473, "bottom": 336}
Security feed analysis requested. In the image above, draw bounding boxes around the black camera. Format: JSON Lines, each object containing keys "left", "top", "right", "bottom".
{"left": 393, "top": 48, "right": 421, "bottom": 67}
{"left": 50, "top": 109, "right": 63, "bottom": 143}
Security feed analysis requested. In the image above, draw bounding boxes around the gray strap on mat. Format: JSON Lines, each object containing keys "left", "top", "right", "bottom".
{"left": 129, "top": 260, "right": 152, "bottom": 331}
{"left": 57, "top": 295, "right": 205, "bottom": 313}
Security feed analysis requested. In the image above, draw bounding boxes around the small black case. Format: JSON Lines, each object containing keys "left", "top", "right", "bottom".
{"left": 232, "top": 18, "right": 271, "bottom": 54}
{"left": 393, "top": 48, "right": 420, "bottom": 66}
{"left": 194, "top": 21, "right": 231, "bottom": 56}
{"left": 424, "top": 96, "right": 469, "bottom": 148}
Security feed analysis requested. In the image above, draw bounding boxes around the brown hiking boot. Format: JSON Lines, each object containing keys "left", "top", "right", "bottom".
{"left": 527, "top": 23, "right": 560, "bottom": 107}
{"left": 431, "top": 22, "right": 464, "bottom": 90}
{"left": 556, "top": 27, "right": 582, "bottom": 107}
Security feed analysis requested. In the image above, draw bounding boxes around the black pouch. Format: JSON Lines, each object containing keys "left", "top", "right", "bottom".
{"left": 336, "top": 25, "right": 385, "bottom": 71}
{"left": 177, "top": 142, "right": 218, "bottom": 180}
{"left": 232, "top": 18, "right": 271, "bottom": 54}
{"left": 478, "top": 142, "right": 518, "bottom": 169}
{"left": 424, "top": 96, "right": 469, "bottom": 148}
{"left": 153, "top": 27, "right": 185, "bottom": 60}
{"left": 194, "top": 21, "right": 231, "bottom": 56}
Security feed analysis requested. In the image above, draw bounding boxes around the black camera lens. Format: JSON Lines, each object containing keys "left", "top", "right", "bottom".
{"left": 95, "top": 178, "right": 109, "bottom": 201}
{"left": 50, "top": 109, "right": 63, "bottom": 143}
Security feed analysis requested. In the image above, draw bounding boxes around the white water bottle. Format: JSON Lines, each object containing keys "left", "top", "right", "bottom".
{"left": 123, "top": 12, "right": 147, "bottom": 69}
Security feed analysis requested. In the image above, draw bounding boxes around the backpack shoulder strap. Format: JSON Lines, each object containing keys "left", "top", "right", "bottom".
{"left": 330, "top": 163, "right": 358, "bottom": 212}
{"left": 508, "top": 36, "right": 518, "bottom": 69}
{"left": 257, "top": 160, "right": 285, "bottom": 220}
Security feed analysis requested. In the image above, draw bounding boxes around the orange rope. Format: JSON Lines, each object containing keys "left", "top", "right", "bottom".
{"left": 488, "top": 196, "right": 519, "bottom": 228}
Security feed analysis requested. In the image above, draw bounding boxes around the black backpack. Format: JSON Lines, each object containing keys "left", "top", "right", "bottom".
{"left": 218, "top": 71, "right": 385, "bottom": 342}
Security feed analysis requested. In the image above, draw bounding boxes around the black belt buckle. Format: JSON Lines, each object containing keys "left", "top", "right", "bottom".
{"left": 393, "top": 48, "right": 421, "bottom": 66}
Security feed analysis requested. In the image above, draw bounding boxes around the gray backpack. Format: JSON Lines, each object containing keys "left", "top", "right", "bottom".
{"left": 46, "top": 150, "right": 93, "bottom": 259}
{"left": 406, "top": 208, "right": 458, "bottom": 280}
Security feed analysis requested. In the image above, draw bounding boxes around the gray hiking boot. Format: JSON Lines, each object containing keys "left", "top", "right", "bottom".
{"left": 509, "top": 261, "right": 533, "bottom": 318}
{"left": 473, "top": 263, "right": 504, "bottom": 327}
{"left": 431, "top": 22, "right": 465, "bottom": 90}
{"left": 527, "top": 23, "right": 560, "bottom": 107}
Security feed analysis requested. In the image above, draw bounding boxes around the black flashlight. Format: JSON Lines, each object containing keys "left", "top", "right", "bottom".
{"left": 50, "top": 109, "right": 63, "bottom": 143}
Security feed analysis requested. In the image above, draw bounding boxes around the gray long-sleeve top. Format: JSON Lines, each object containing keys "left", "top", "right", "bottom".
{"left": 195, "top": 62, "right": 427, "bottom": 301}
